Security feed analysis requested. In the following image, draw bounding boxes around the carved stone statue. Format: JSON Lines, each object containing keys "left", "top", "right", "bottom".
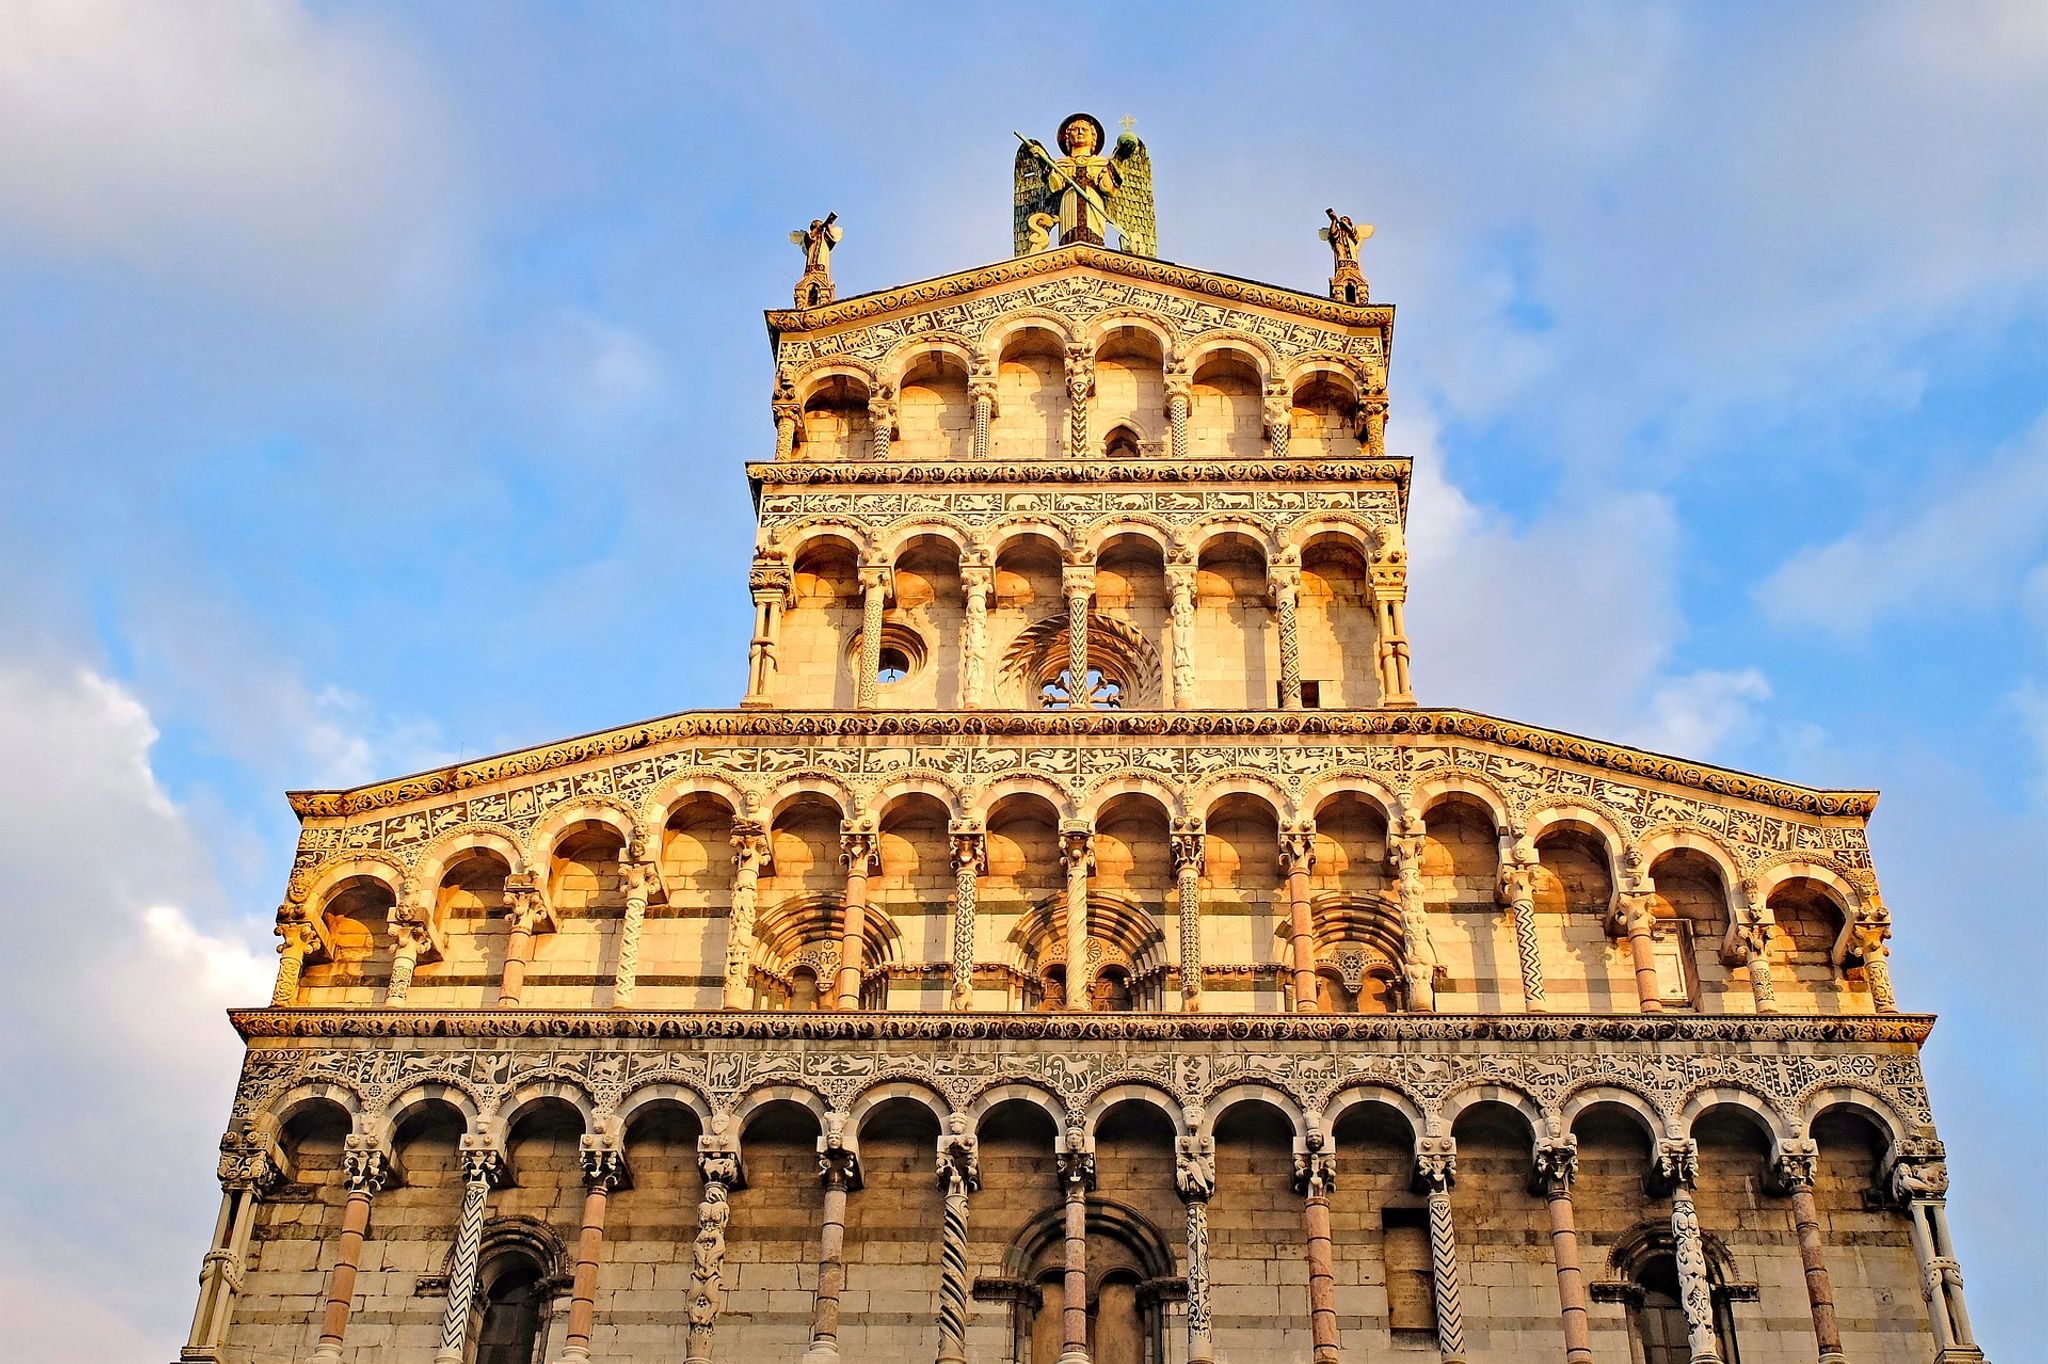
{"left": 790, "top": 213, "right": 842, "bottom": 309}
{"left": 1320, "top": 208, "right": 1373, "bottom": 303}
{"left": 1014, "top": 114, "right": 1156, "bottom": 256}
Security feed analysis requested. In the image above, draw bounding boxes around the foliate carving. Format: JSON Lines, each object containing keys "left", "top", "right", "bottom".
{"left": 1532, "top": 1136, "right": 1578, "bottom": 1193}
{"left": 1175, "top": 1133, "right": 1217, "bottom": 1202}
{"left": 1293, "top": 1147, "right": 1336, "bottom": 1197}
{"left": 839, "top": 824, "right": 879, "bottom": 874}
{"left": 1655, "top": 1138, "right": 1700, "bottom": 1192}
{"left": 749, "top": 458, "right": 1412, "bottom": 486}
{"left": 1773, "top": 1139, "right": 1819, "bottom": 1193}
{"left": 216, "top": 1137, "right": 281, "bottom": 1195}
{"left": 1890, "top": 1142, "right": 1950, "bottom": 1204}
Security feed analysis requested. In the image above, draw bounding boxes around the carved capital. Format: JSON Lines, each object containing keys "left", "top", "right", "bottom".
{"left": 342, "top": 1135, "right": 394, "bottom": 1195}
{"left": 502, "top": 873, "right": 553, "bottom": 936}
{"left": 1170, "top": 819, "right": 1206, "bottom": 875}
{"left": 1889, "top": 1139, "right": 1950, "bottom": 1204}
{"left": 1056, "top": 1141, "right": 1096, "bottom": 1193}
{"left": 1532, "top": 1135, "right": 1579, "bottom": 1194}
{"left": 458, "top": 1136, "right": 508, "bottom": 1189}
{"left": 949, "top": 822, "right": 988, "bottom": 874}
{"left": 1652, "top": 1138, "right": 1699, "bottom": 1193}
{"left": 937, "top": 1128, "right": 980, "bottom": 1195}
{"left": 1059, "top": 821, "right": 1095, "bottom": 872}
{"left": 840, "top": 820, "right": 879, "bottom": 873}
{"left": 1771, "top": 1139, "right": 1819, "bottom": 1193}
{"left": 698, "top": 1128, "right": 745, "bottom": 1190}
{"left": 217, "top": 1133, "right": 283, "bottom": 1195}
{"left": 748, "top": 559, "right": 793, "bottom": 601}
{"left": 1414, "top": 1136, "right": 1457, "bottom": 1192}
{"left": 856, "top": 562, "right": 893, "bottom": 597}
{"left": 1293, "top": 1148, "right": 1336, "bottom": 1197}
{"left": 1278, "top": 821, "right": 1317, "bottom": 875}
{"left": 578, "top": 1137, "right": 629, "bottom": 1192}
{"left": 731, "top": 819, "right": 770, "bottom": 872}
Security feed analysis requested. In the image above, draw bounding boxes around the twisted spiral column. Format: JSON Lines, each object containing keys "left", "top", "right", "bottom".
{"left": 614, "top": 845, "right": 656, "bottom": 1006}
{"left": 1177, "top": 1134, "right": 1217, "bottom": 1364}
{"left": 934, "top": 1130, "right": 978, "bottom": 1364}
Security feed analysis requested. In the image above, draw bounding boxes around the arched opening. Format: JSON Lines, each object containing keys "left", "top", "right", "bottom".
{"left": 302, "top": 876, "right": 396, "bottom": 1000}
{"left": 1204, "top": 794, "right": 1285, "bottom": 1011}
{"left": 898, "top": 351, "right": 972, "bottom": 461}
{"left": 1189, "top": 351, "right": 1264, "bottom": 458}
{"left": 1650, "top": 850, "right": 1735, "bottom": 1010}
{"left": 475, "top": 1260, "right": 547, "bottom": 1364}
{"left": 986, "top": 791, "right": 1063, "bottom": 1011}
{"left": 1209, "top": 1100, "right": 1299, "bottom": 1354}
{"left": 1289, "top": 372, "right": 1361, "bottom": 458}
{"left": 800, "top": 374, "right": 874, "bottom": 461}
{"left": 757, "top": 794, "right": 851, "bottom": 1009}
{"left": 994, "top": 328, "right": 1066, "bottom": 459}
{"left": 1299, "top": 533, "right": 1377, "bottom": 706}
{"left": 1092, "top": 793, "right": 1173, "bottom": 1006}
{"left": 1767, "top": 878, "right": 1853, "bottom": 1011}
{"left": 432, "top": 849, "right": 511, "bottom": 1006}
{"left": 661, "top": 794, "right": 736, "bottom": 1010}
{"left": 1311, "top": 789, "right": 1403, "bottom": 1013}
{"left": 1194, "top": 533, "right": 1273, "bottom": 709}
{"left": 1092, "top": 326, "right": 1166, "bottom": 456}
{"left": 1535, "top": 823, "right": 1622, "bottom": 1010}
{"left": 887, "top": 534, "right": 962, "bottom": 708}
{"left": 841, "top": 1097, "right": 945, "bottom": 1357}
{"left": 785, "top": 535, "right": 863, "bottom": 708}
{"left": 876, "top": 793, "right": 954, "bottom": 1008}
{"left": 547, "top": 822, "right": 626, "bottom": 1004}
{"left": 1418, "top": 795, "right": 1500, "bottom": 1011}
{"left": 732, "top": 1100, "right": 827, "bottom": 1353}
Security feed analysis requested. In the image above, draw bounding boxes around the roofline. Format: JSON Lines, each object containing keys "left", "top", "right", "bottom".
{"left": 762, "top": 242, "right": 1394, "bottom": 340}
{"left": 286, "top": 706, "right": 1879, "bottom": 821}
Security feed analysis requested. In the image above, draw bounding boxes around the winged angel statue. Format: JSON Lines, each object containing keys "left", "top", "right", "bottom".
{"left": 1014, "top": 113, "right": 1155, "bottom": 257}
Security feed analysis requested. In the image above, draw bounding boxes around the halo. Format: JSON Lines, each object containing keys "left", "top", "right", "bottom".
{"left": 1057, "top": 113, "right": 1107, "bottom": 155}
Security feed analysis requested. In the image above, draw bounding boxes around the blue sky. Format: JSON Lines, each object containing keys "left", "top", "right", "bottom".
{"left": 1, "top": 2, "right": 2043, "bottom": 1355}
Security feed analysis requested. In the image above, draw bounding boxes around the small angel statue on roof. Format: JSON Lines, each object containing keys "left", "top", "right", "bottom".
{"left": 1014, "top": 114, "right": 1156, "bottom": 257}
{"left": 790, "top": 212, "right": 841, "bottom": 309}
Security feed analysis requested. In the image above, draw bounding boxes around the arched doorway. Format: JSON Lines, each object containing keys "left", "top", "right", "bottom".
{"left": 1005, "top": 1198, "right": 1180, "bottom": 1363}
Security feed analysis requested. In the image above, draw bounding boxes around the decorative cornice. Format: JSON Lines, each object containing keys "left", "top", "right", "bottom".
{"left": 747, "top": 458, "right": 1411, "bottom": 487}
{"left": 285, "top": 707, "right": 1880, "bottom": 821}
{"left": 233, "top": 1007, "right": 1932, "bottom": 1046}
{"left": 766, "top": 244, "right": 1394, "bottom": 335}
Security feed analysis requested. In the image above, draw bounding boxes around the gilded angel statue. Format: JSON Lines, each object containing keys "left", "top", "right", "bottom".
{"left": 1014, "top": 114, "right": 1156, "bottom": 257}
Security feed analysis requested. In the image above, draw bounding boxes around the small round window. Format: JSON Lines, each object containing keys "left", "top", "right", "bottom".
{"left": 877, "top": 647, "right": 911, "bottom": 686}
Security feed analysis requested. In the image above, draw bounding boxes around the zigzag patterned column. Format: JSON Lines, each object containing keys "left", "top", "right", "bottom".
{"left": 1418, "top": 1138, "right": 1468, "bottom": 1363}
{"left": 434, "top": 1140, "right": 504, "bottom": 1364}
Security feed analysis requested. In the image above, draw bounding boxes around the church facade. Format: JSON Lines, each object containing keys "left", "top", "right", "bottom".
{"left": 180, "top": 121, "right": 1987, "bottom": 1364}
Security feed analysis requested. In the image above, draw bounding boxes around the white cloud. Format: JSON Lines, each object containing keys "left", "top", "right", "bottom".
{"left": 0, "top": 662, "right": 273, "bottom": 1359}
{"left": 0, "top": 0, "right": 455, "bottom": 306}
{"left": 1757, "top": 418, "right": 2048, "bottom": 636}
{"left": 1640, "top": 667, "right": 1772, "bottom": 757}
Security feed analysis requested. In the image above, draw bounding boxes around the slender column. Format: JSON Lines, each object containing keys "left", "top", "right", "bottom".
{"left": 856, "top": 563, "right": 890, "bottom": 710}
{"left": 1532, "top": 1137, "right": 1593, "bottom": 1364}
{"left": 744, "top": 560, "right": 791, "bottom": 708}
{"left": 1367, "top": 534, "right": 1414, "bottom": 705}
{"left": 1167, "top": 560, "right": 1198, "bottom": 708}
{"left": 804, "top": 1132, "right": 862, "bottom": 1364}
{"left": 555, "top": 1139, "right": 627, "bottom": 1364}
{"left": 686, "top": 1123, "right": 744, "bottom": 1364}
{"left": 308, "top": 1137, "right": 391, "bottom": 1362}
{"left": 433, "top": 1140, "right": 506, "bottom": 1364}
{"left": 271, "top": 916, "right": 321, "bottom": 1006}
{"left": 1656, "top": 1139, "right": 1723, "bottom": 1364}
{"left": 1853, "top": 918, "right": 1898, "bottom": 1012}
{"left": 1176, "top": 1128, "right": 1218, "bottom": 1364}
{"left": 969, "top": 370, "right": 996, "bottom": 460}
{"left": 1498, "top": 834, "right": 1546, "bottom": 1011}
{"left": 1616, "top": 886, "right": 1664, "bottom": 1013}
{"left": 869, "top": 385, "right": 897, "bottom": 460}
{"left": 1063, "top": 563, "right": 1095, "bottom": 710}
{"left": 1771, "top": 1142, "right": 1846, "bottom": 1364}
{"left": 960, "top": 559, "right": 992, "bottom": 709}
{"left": 935, "top": 1118, "right": 980, "bottom": 1364}
{"left": 835, "top": 822, "right": 878, "bottom": 1010}
{"left": 1172, "top": 821, "right": 1205, "bottom": 1011}
{"left": 1264, "top": 381, "right": 1292, "bottom": 458}
{"left": 949, "top": 823, "right": 986, "bottom": 1011}
{"left": 1065, "top": 343, "right": 1093, "bottom": 459}
{"left": 1060, "top": 822, "right": 1094, "bottom": 1011}
{"left": 1057, "top": 1134, "right": 1096, "bottom": 1364}
{"left": 1271, "top": 553, "right": 1303, "bottom": 710}
{"left": 182, "top": 1138, "right": 279, "bottom": 1361}
{"left": 1891, "top": 1146, "right": 1983, "bottom": 1361}
{"left": 499, "top": 873, "right": 549, "bottom": 1007}
{"left": 724, "top": 821, "right": 768, "bottom": 1009}
{"left": 1391, "top": 813, "right": 1440, "bottom": 1011}
{"left": 613, "top": 834, "right": 657, "bottom": 1007}
{"left": 1279, "top": 822, "right": 1318, "bottom": 1011}
{"left": 1417, "top": 1138, "right": 1468, "bottom": 1363}
{"left": 386, "top": 912, "right": 433, "bottom": 1004}
{"left": 1294, "top": 1135, "right": 1340, "bottom": 1364}
{"left": 1166, "top": 368, "right": 1191, "bottom": 461}
{"left": 1733, "top": 878, "right": 1778, "bottom": 1013}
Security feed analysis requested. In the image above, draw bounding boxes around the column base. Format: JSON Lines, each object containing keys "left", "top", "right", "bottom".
{"left": 739, "top": 696, "right": 774, "bottom": 710}
{"left": 308, "top": 1347, "right": 343, "bottom": 1364}
{"left": 434, "top": 1351, "right": 465, "bottom": 1364}
{"left": 1057, "top": 1350, "right": 1092, "bottom": 1364}
{"left": 1934, "top": 1350, "right": 1987, "bottom": 1363}
{"left": 550, "top": 1347, "right": 593, "bottom": 1364}
{"left": 801, "top": 1343, "right": 842, "bottom": 1364}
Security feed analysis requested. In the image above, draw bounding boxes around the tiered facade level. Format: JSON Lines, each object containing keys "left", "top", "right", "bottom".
{"left": 183, "top": 124, "right": 1987, "bottom": 1364}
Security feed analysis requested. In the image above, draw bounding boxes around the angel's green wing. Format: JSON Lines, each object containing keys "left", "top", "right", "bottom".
{"left": 1109, "top": 131, "right": 1156, "bottom": 258}
{"left": 1014, "top": 142, "right": 1053, "bottom": 256}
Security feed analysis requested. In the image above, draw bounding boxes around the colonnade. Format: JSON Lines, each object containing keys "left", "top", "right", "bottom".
{"left": 185, "top": 1117, "right": 1980, "bottom": 1364}
{"left": 739, "top": 532, "right": 1415, "bottom": 711}
{"left": 273, "top": 796, "right": 1897, "bottom": 1021}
